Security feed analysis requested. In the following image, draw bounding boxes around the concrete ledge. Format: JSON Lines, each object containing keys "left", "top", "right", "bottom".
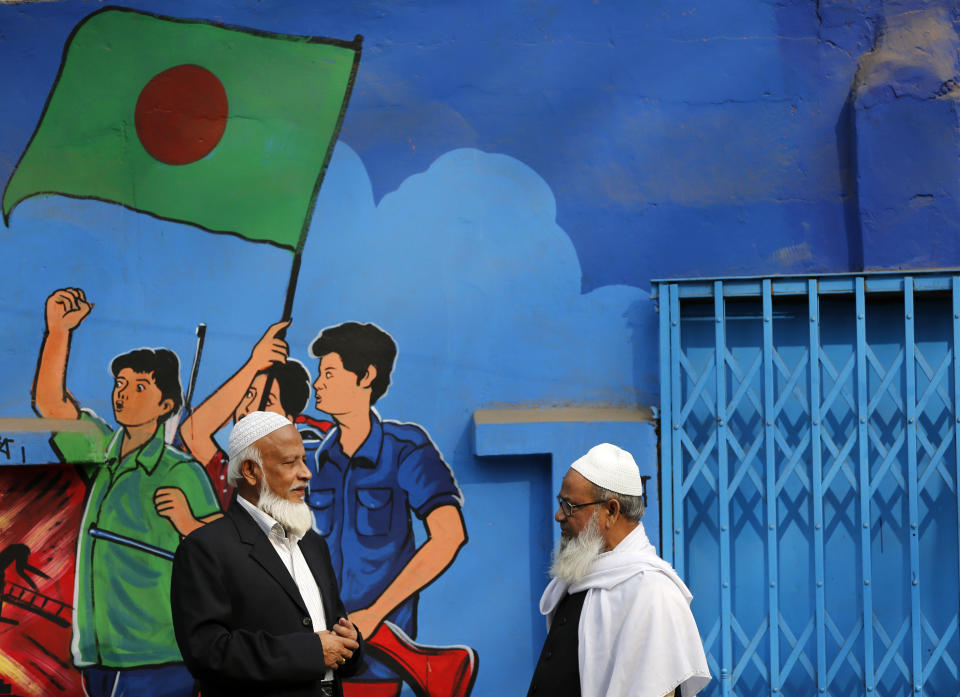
{"left": 473, "top": 405, "right": 654, "bottom": 425}
{"left": 0, "top": 417, "right": 98, "bottom": 434}
{"left": 472, "top": 405, "right": 661, "bottom": 550}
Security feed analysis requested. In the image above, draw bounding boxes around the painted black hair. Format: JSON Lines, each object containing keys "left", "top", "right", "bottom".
{"left": 110, "top": 347, "right": 182, "bottom": 422}
{"left": 310, "top": 322, "right": 396, "bottom": 405}
{"left": 256, "top": 358, "right": 311, "bottom": 418}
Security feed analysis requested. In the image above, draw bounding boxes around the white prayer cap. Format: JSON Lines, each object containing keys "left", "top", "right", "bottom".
{"left": 228, "top": 411, "right": 292, "bottom": 462}
{"left": 570, "top": 443, "right": 644, "bottom": 496}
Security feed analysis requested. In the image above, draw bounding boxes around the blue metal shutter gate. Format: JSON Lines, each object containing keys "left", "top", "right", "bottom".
{"left": 654, "top": 273, "right": 960, "bottom": 697}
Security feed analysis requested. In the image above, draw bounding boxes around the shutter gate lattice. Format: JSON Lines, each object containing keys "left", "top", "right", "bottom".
{"left": 655, "top": 273, "right": 960, "bottom": 697}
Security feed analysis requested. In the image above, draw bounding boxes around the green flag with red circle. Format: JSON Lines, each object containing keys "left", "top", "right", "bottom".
{"left": 2, "top": 7, "right": 361, "bottom": 252}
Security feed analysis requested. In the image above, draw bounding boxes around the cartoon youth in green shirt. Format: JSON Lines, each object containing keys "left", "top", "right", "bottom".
{"left": 33, "top": 287, "right": 220, "bottom": 697}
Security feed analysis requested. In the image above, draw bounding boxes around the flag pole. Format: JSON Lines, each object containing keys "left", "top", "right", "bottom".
{"left": 184, "top": 323, "right": 207, "bottom": 412}
{"left": 258, "top": 34, "right": 362, "bottom": 414}
{"left": 280, "top": 252, "right": 303, "bottom": 324}
{"left": 256, "top": 248, "right": 300, "bottom": 412}
{"left": 170, "top": 323, "right": 206, "bottom": 447}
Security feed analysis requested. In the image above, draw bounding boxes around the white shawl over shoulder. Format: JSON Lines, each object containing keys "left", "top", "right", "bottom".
{"left": 540, "top": 524, "right": 711, "bottom": 697}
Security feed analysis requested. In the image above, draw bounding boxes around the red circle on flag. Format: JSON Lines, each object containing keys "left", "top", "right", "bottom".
{"left": 135, "top": 64, "right": 228, "bottom": 165}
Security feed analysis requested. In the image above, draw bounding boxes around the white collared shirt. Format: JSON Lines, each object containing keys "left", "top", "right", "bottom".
{"left": 237, "top": 496, "right": 333, "bottom": 680}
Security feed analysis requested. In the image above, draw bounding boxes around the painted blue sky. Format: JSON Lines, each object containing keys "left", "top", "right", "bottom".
{"left": 1, "top": 0, "right": 879, "bottom": 291}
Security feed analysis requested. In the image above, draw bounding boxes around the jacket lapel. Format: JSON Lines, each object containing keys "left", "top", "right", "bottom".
{"left": 227, "top": 500, "right": 309, "bottom": 616}
{"left": 300, "top": 534, "right": 336, "bottom": 629}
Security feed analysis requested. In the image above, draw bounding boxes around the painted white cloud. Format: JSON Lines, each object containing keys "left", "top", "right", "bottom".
{"left": 287, "top": 144, "right": 654, "bottom": 434}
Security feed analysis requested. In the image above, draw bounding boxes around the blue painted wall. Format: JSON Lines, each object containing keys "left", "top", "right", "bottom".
{"left": 0, "top": 1, "right": 957, "bottom": 696}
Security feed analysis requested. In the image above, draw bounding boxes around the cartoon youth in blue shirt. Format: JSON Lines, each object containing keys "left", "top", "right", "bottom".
{"left": 306, "top": 322, "right": 476, "bottom": 697}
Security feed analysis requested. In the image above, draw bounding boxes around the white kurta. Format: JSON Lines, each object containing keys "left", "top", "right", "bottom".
{"left": 540, "top": 523, "right": 711, "bottom": 697}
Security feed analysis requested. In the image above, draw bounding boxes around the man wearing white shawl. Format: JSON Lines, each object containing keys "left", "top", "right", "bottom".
{"left": 527, "top": 443, "right": 711, "bottom": 697}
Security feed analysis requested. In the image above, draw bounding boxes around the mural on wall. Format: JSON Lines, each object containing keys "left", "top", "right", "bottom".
{"left": 3, "top": 6, "right": 360, "bottom": 257}
{"left": 0, "top": 465, "right": 86, "bottom": 696}
{"left": 303, "top": 321, "right": 474, "bottom": 697}
{"left": 0, "top": 3, "right": 657, "bottom": 697}
{"left": 178, "top": 318, "right": 478, "bottom": 697}
{"left": 0, "top": 7, "right": 476, "bottom": 697}
{"left": 34, "top": 287, "right": 221, "bottom": 697}
{"left": 5, "top": 2, "right": 959, "bottom": 695}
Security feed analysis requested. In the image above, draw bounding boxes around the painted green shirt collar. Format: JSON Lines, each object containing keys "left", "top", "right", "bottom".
{"left": 104, "top": 420, "right": 167, "bottom": 474}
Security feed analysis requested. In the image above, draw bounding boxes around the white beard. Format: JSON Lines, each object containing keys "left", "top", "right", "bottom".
{"left": 258, "top": 477, "right": 314, "bottom": 539}
{"left": 550, "top": 511, "right": 605, "bottom": 584}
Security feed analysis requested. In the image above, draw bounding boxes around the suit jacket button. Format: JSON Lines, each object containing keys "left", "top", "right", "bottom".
{"left": 302, "top": 617, "right": 312, "bottom": 626}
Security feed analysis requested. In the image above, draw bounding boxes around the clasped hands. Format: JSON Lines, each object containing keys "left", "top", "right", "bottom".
{"left": 317, "top": 617, "right": 359, "bottom": 670}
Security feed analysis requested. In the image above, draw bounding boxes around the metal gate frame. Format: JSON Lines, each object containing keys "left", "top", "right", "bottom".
{"left": 654, "top": 271, "right": 960, "bottom": 697}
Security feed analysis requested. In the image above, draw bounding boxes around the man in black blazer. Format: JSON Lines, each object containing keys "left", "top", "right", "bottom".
{"left": 171, "top": 411, "right": 363, "bottom": 697}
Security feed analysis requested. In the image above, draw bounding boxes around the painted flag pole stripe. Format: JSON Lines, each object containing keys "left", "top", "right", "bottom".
{"left": 88, "top": 526, "right": 175, "bottom": 561}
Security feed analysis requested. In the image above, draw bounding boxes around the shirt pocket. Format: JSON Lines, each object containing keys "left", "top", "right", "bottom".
{"left": 307, "top": 488, "right": 335, "bottom": 536}
{"left": 355, "top": 487, "right": 393, "bottom": 537}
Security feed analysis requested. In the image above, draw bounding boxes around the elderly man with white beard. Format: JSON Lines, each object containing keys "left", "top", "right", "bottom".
{"left": 171, "top": 411, "right": 363, "bottom": 697}
{"left": 527, "top": 443, "right": 711, "bottom": 697}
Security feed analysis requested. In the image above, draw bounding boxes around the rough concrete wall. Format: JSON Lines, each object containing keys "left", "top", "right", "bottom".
{"left": 853, "top": 4, "right": 960, "bottom": 269}
{"left": 0, "top": 2, "right": 958, "bottom": 697}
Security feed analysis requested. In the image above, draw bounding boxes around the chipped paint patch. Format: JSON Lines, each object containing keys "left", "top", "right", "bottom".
{"left": 769, "top": 241, "right": 813, "bottom": 266}
{"left": 855, "top": 7, "right": 960, "bottom": 105}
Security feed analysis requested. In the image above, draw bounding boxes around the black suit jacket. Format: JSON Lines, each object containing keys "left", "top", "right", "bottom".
{"left": 171, "top": 498, "right": 363, "bottom": 697}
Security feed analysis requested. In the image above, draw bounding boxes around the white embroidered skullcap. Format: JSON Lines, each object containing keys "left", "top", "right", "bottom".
{"left": 228, "top": 411, "right": 292, "bottom": 462}
{"left": 570, "top": 443, "right": 644, "bottom": 496}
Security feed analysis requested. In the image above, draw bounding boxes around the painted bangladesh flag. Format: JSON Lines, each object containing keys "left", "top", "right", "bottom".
{"left": 3, "top": 7, "right": 361, "bottom": 251}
